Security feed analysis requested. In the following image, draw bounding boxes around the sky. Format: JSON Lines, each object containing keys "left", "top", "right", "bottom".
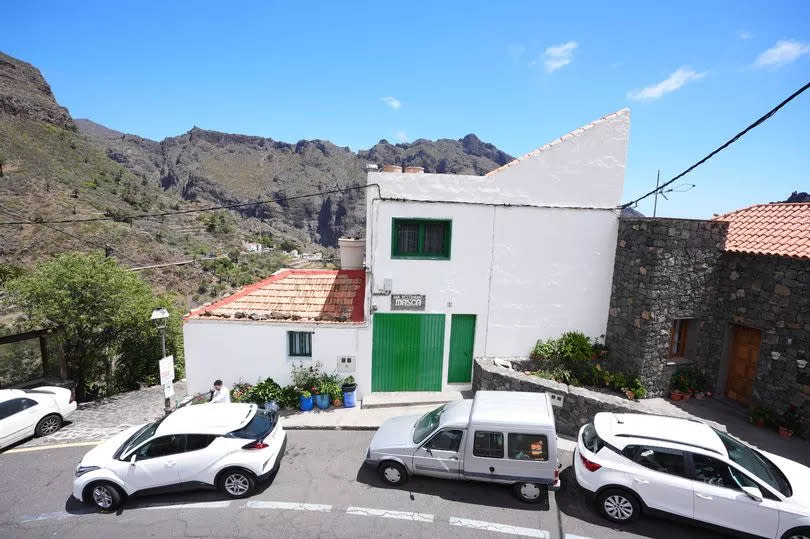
{"left": 1, "top": 1, "right": 809, "bottom": 219}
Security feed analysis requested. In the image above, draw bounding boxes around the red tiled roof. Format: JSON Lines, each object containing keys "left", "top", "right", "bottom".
{"left": 186, "top": 269, "right": 365, "bottom": 323}
{"left": 714, "top": 203, "right": 810, "bottom": 259}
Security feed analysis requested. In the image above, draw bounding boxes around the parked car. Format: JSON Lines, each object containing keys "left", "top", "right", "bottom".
{"left": 0, "top": 386, "right": 77, "bottom": 449}
{"left": 73, "top": 402, "right": 285, "bottom": 512}
{"left": 365, "top": 390, "right": 560, "bottom": 503}
{"left": 575, "top": 412, "right": 810, "bottom": 538}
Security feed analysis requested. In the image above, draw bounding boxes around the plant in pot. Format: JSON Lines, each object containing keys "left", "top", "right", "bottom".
{"left": 314, "top": 382, "right": 331, "bottom": 410}
{"left": 669, "top": 368, "right": 694, "bottom": 400}
{"left": 750, "top": 406, "right": 768, "bottom": 427}
{"left": 779, "top": 405, "right": 801, "bottom": 439}
{"left": 299, "top": 389, "right": 314, "bottom": 411}
{"left": 251, "top": 377, "right": 281, "bottom": 410}
{"left": 278, "top": 385, "right": 299, "bottom": 410}
{"left": 341, "top": 375, "right": 358, "bottom": 408}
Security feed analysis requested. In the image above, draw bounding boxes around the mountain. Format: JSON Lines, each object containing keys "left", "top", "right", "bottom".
{"left": 0, "top": 51, "right": 514, "bottom": 307}
{"left": 784, "top": 191, "right": 809, "bottom": 203}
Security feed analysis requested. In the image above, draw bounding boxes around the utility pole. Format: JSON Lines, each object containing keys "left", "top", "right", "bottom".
{"left": 150, "top": 308, "right": 172, "bottom": 415}
{"left": 653, "top": 170, "right": 661, "bottom": 218}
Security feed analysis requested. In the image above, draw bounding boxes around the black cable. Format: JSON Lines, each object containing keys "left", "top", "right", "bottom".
{"left": 621, "top": 80, "right": 810, "bottom": 209}
{"left": 0, "top": 183, "right": 371, "bottom": 226}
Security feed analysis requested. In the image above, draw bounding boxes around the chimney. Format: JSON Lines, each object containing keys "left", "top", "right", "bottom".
{"left": 338, "top": 237, "right": 366, "bottom": 270}
{"left": 382, "top": 164, "right": 402, "bottom": 173}
{"left": 403, "top": 166, "right": 424, "bottom": 174}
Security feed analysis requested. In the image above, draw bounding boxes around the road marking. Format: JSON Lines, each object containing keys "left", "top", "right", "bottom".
{"left": 564, "top": 534, "right": 593, "bottom": 539}
{"left": 3, "top": 441, "right": 101, "bottom": 454}
{"left": 449, "top": 517, "right": 549, "bottom": 538}
{"left": 142, "top": 501, "right": 232, "bottom": 510}
{"left": 246, "top": 501, "right": 332, "bottom": 512}
{"left": 18, "top": 511, "right": 79, "bottom": 523}
{"left": 346, "top": 506, "right": 434, "bottom": 522}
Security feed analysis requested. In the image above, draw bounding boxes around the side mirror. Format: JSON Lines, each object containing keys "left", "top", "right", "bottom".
{"left": 742, "top": 485, "right": 762, "bottom": 502}
{"left": 130, "top": 453, "right": 137, "bottom": 466}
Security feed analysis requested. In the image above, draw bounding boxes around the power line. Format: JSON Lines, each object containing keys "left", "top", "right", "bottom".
{"left": 0, "top": 183, "right": 372, "bottom": 226}
{"left": 621, "top": 80, "right": 810, "bottom": 209}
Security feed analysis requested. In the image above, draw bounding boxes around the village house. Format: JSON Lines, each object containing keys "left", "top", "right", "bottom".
{"left": 183, "top": 109, "right": 632, "bottom": 398}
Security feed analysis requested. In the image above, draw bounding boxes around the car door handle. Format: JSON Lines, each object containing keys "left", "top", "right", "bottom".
{"left": 631, "top": 477, "right": 649, "bottom": 484}
{"left": 449, "top": 456, "right": 458, "bottom": 461}
{"left": 695, "top": 493, "right": 712, "bottom": 500}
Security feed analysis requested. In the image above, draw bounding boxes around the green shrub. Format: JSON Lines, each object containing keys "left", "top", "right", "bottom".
{"left": 250, "top": 377, "right": 281, "bottom": 404}
{"left": 278, "top": 385, "right": 300, "bottom": 409}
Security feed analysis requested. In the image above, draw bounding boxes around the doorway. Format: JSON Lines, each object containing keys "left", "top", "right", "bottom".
{"left": 724, "top": 325, "right": 761, "bottom": 405}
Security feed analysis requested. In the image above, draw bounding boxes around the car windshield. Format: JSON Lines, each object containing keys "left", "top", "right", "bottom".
{"left": 117, "top": 419, "right": 162, "bottom": 458}
{"left": 713, "top": 428, "right": 792, "bottom": 497}
{"left": 227, "top": 409, "right": 277, "bottom": 439}
{"left": 412, "top": 404, "right": 446, "bottom": 444}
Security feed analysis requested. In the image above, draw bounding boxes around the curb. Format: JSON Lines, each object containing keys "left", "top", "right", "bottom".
{"left": 282, "top": 425, "right": 379, "bottom": 431}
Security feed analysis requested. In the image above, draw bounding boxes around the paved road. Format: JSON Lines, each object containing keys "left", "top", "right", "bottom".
{"left": 0, "top": 431, "right": 732, "bottom": 539}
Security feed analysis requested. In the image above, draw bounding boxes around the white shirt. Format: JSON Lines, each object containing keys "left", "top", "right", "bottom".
{"left": 211, "top": 386, "right": 231, "bottom": 403}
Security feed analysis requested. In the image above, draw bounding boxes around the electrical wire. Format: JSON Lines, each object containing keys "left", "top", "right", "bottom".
{"left": 621, "top": 80, "right": 810, "bottom": 209}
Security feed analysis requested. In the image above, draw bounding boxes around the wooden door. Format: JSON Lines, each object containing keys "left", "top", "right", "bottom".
{"left": 725, "top": 326, "right": 761, "bottom": 405}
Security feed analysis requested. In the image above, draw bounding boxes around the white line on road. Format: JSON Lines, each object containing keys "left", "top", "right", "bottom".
{"left": 142, "top": 501, "right": 232, "bottom": 510}
{"left": 246, "top": 501, "right": 332, "bottom": 512}
{"left": 18, "top": 511, "right": 79, "bottom": 523}
{"left": 449, "top": 517, "right": 550, "bottom": 538}
{"left": 3, "top": 441, "right": 101, "bottom": 455}
{"left": 346, "top": 506, "right": 434, "bottom": 522}
{"left": 564, "top": 534, "right": 594, "bottom": 539}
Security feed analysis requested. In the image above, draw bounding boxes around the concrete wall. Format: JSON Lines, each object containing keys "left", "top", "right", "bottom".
{"left": 184, "top": 320, "right": 370, "bottom": 397}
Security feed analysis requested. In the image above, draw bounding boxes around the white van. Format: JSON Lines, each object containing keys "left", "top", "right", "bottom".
{"left": 364, "top": 391, "right": 559, "bottom": 503}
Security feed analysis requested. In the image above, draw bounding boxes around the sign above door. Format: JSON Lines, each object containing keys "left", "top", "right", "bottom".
{"left": 391, "top": 294, "right": 426, "bottom": 311}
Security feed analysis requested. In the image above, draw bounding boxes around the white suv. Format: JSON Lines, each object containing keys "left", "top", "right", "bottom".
{"left": 73, "top": 403, "right": 285, "bottom": 511}
{"left": 574, "top": 412, "right": 810, "bottom": 539}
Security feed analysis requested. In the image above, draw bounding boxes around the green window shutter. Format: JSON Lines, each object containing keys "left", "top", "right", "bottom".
{"left": 391, "top": 218, "right": 451, "bottom": 260}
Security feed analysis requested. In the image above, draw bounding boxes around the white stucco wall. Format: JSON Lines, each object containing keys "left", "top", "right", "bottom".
{"left": 184, "top": 320, "right": 370, "bottom": 398}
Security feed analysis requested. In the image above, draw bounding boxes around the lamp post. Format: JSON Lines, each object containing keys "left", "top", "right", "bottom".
{"left": 150, "top": 308, "right": 172, "bottom": 415}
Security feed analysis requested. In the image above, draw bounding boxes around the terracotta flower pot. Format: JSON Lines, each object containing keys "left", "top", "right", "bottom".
{"left": 625, "top": 390, "right": 635, "bottom": 400}
{"left": 694, "top": 392, "right": 705, "bottom": 400}
{"left": 670, "top": 390, "right": 684, "bottom": 401}
{"left": 754, "top": 418, "right": 765, "bottom": 427}
{"left": 778, "top": 426, "right": 793, "bottom": 439}
{"left": 682, "top": 392, "right": 691, "bottom": 401}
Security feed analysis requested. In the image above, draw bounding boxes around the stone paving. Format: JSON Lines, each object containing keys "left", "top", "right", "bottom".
{"left": 18, "top": 380, "right": 188, "bottom": 448}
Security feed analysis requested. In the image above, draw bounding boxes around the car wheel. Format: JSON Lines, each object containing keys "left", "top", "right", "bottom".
{"left": 513, "top": 482, "right": 545, "bottom": 504}
{"left": 35, "top": 414, "right": 62, "bottom": 437}
{"left": 597, "top": 488, "right": 640, "bottom": 524}
{"left": 378, "top": 461, "right": 408, "bottom": 486}
{"left": 88, "top": 481, "right": 124, "bottom": 512}
{"left": 218, "top": 469, "right": 256, "bottom": 498}
{"left": 782, "top": 528, "right": 810, "bottom": 539}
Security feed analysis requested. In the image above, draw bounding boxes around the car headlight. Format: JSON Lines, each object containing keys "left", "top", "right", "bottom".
{"left": 75, "top": 465, "right": 100, "bottom": 477}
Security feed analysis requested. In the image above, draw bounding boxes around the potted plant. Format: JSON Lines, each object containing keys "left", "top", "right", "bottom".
{"left": 299, "top": 390, "right": 314, "bottom": 411}
{"left": 342, "top": 375, "right": 358, "bottom": 408}
{"left": 779, "top": 405, "right": 801, "bottom": 439}
{"left": 314, "top": 383, "right": 330, "bottom": 410}
{"left": 750, "top": 406, "right": 767, "bottom": 427}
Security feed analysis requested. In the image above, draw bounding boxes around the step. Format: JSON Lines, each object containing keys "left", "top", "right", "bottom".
{"left": 361, "top": 391, "right": 464, "bottom": 409}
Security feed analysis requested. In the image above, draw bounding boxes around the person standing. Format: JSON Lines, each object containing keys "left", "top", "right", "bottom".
{"left": 210, "top": 379, "right": 231, "bottom": 403}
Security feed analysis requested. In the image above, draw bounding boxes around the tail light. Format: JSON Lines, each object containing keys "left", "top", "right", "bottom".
{"left": 242, "top": 440, "right": 269, "bottom": 450}
{"left": 554, "top": 468, "right": 559, "bottom": 482}
{"left": 580, "top": 453, "right": 602, "bottom": 472}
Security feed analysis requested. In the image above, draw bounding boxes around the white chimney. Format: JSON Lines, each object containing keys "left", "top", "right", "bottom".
{"left": 338, "top": 238, "right": 366, "bottom": 269}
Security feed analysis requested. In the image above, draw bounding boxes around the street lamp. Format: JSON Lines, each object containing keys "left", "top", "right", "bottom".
{"left": 150, "top": 308, "right": 171, "bottom": 415}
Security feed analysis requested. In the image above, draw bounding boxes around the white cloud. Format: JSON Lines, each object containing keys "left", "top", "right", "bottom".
{"left": 754, "top": 39, "right": 810, "bottom": 68}
{"left": 739, "top": 31, "right": 752, "bottom": 40}
{"left": 542, "top": 41, "right": 578, "bottom": 73}
{"left": 394, "top": 131, "right": 409, "bottom": 143}
{"left": 381, "top": 96, "right": 401, "bottom": 110}
{"left": 627, "top": 67, "right": 705, "bottom": 101}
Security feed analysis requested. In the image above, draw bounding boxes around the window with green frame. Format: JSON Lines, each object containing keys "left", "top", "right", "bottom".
{"left": 288, "top": 331, "right": 312, "bottom": 357}
{"left": 391, "top": 218, "right": 451, "bottom": 259}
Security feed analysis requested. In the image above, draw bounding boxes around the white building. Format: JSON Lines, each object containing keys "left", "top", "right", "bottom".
{"left": 183, "top": 109, "right": 630, "bottom": 397}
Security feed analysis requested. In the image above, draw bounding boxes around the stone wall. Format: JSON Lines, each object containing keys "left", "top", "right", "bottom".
{"left": 472, "top": 358, "right": 692, "bottom": 436}
{"left": 604, "top": 218, "right": 727, "bottom": 395}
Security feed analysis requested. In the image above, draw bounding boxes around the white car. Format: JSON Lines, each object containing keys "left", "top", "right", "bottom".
{"left": 73, "top": 403, "right": 285, "bottom": 512}
{"left": 0, "top": 386, "right": 77, "bottom": 449}
{"left": 574, "top": 412, "right": 810, "bottom": 539}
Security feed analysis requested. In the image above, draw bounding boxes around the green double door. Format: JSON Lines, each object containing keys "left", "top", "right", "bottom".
{"left": 448, "top": 314, "right": 476, "bottom": 383}
{"left": 371, "top": 313, "right": 476, "bottom": 391}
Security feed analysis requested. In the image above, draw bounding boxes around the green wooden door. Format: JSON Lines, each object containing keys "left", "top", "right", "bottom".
{"left": 448, "top": 314, "right": 476, "bottom": 383}
{"left": 372, "top": 313, "right": 445, "bottom": 391}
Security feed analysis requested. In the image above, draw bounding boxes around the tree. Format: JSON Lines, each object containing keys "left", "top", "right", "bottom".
{"left": 5, "top": 253, "right": 183, "bottom": 400}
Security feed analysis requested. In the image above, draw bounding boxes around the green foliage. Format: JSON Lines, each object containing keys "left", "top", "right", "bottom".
{"left": 4, "top": 253, "right": 183, "bottom": 400}
{"left": 277, "top": 385, "right": 300, "bottom": 409}
{"left": 250, "top": 377, "right": 282, "bottom": 404}
{"left": 200, "top": 211, "right": 236, "bottom": 235}
{"left": 750, "top": 406, "right": 780, "bottom": 428}
{"left": 669, "top": 367, "right": 707, "bottom": 393}
{"left": 780, "top": 405, "right": 801, "bottom": 432}
{"left": 279, "top": 239, "right": 301, "bottom": 253}
{"left": 0, "top": 263, "right": 25, "bottom": 286}
{"left": 231, "top": 382, "right": 254, "bottom": 403}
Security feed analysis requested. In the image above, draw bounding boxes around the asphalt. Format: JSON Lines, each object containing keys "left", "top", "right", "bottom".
{"left": 0, "top": 430, "right": 733, "bottom": 539}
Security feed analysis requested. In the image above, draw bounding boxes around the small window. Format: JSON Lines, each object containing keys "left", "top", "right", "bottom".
{"left": 669, "top": 319, "right": 689, "bottom": 357}
{"left": 288, "top": 331, "right": 312, "bottom": 357}
{"left": 136, "top": 435, "right": 185, "bottom": 460}
{"left": 392, "top": 219, "right": 451, "bottom": 260}
{"left": 425, "top": 429, "right": 463, "bottom": 452}
{"left": 185, "top": 434, "right": 217, "bottom": 452}
{"left": 20, "top": 398, "right": 37, "bottom": 410}
{"left": 693, "top": 454, "right": 749, "bottom": 491}
{"left": 581, "top": 423, "right": 604, "bottom": 453}
{"left": 473, "top": 431, "right": 503, "bottom": 459}
{"left": 508, "top": 433, "right": 548, "bottom": 461}
{"left": 0, "top": 399, "right": 23, "bottom": 420}
{"left": 628, "top": 446, "right": 688, "bottom": 477}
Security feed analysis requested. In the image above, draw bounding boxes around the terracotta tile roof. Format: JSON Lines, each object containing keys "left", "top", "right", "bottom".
{"left": 485, "top": 108, "right": 630, "bottom": 177}
{"left": 186, "top": 269, "right": 365, "bottom": 323}
{"left": 713, "top": 203, "right": 810, "bottom": 259}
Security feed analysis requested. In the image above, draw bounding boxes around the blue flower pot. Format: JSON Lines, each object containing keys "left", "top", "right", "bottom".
{"left": 314, "top": 393, "right": 330, "bottom": 410}
{"left": 343, "top": 390, "right": 357, "bottom": 408}
{"left": 299, "top": 395, "right": 314, "bottom": 411}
